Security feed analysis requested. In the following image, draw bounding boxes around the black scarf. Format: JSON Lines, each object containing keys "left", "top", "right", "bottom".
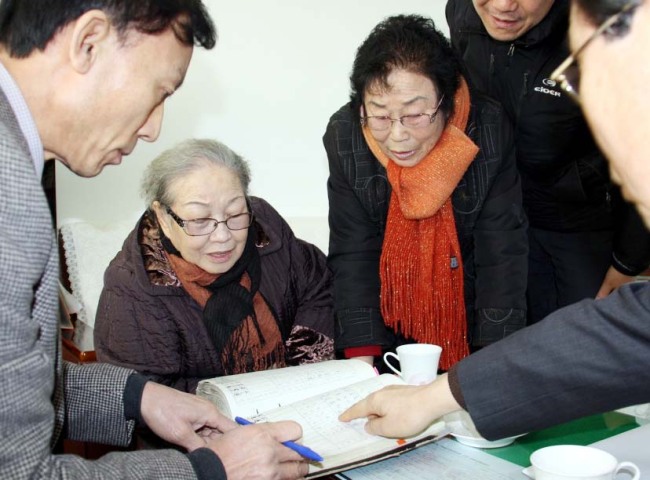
{"left": 161, "top": 224, "right": 265, "bottom": 355}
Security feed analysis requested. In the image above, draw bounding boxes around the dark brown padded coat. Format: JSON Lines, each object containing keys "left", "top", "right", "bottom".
{"left": 94, "top": 196, "right": 335, "bottom": 393}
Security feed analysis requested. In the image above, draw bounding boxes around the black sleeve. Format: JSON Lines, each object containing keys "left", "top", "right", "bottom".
{"left": 188, "top": 448, "right": 227, "bottom": 480}
{"left": 445, "top": 0, "right": 462, "bottom": 51}
{"left": 445, "top": 1, "right": 455, "bottom": 37}
{"left": 323, "top": 105, "right": 393, "bottom": 350}
{"left": 123, "top": 373, "right": 148, "bottom": 423}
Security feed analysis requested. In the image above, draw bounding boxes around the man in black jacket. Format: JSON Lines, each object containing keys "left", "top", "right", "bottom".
{"left": 446, "top": 0, "right": 650, "bottom": 323}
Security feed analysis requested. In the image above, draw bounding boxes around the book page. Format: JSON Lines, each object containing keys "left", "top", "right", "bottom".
{"left": 336, "top": 437, "right": 522, "bottom": 480}
{"left": 196, "top": 359, "right": 376, "bottom": 418}
{"left": 248, "top": 374, "right": 447, "bottom": 477}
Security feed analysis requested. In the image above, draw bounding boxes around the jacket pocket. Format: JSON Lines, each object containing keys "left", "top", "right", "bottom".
{"left": 551, "top": 154, "right": 610, "bottom": 204}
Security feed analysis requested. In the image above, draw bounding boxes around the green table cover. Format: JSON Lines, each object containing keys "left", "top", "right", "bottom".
{"left": 482, "top": 412, "right": 638, "bottom": 467}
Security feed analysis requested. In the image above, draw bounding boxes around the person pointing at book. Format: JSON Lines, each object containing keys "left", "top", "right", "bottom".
{"left": 0, "top": 1, "right": 307, "bottom": 479}
{"left": 340, "top": 0, "right": 650, "bottom": 441}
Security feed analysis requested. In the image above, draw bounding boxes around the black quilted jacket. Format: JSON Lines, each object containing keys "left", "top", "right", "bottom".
{"left": 324, "top": 94, "right": 528, "bottom": 350}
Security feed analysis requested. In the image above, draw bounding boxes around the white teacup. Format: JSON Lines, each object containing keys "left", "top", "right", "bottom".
{"left": 526, "top": 445, "right": 640, "bottom": 480}
{"left": 382, "top": 344, "right": 442, "bottom": 385}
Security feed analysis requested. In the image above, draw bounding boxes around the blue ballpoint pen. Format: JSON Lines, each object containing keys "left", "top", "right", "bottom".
{"left": 234, "top": 416, "right": 324, "bottom": 462}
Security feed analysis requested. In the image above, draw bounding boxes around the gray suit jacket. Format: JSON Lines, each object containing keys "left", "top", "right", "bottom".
{"left": 454, "top": 281, "right": 650, "bottom": 440}
{"left": 0, "top": 90, "right": 199, "bottom": 477}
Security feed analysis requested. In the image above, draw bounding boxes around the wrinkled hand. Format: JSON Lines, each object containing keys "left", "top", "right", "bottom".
{"left": 140, "top": 381, "right": 237, "bottom": 452}
{"left": 596, "top": 266, "right": 635, "bottom": 299}
{"left": 339, "top": 374, "right": 461, "bottom": 438}
{"left": 206, "top": 421, "right": 308, "bottom": 480}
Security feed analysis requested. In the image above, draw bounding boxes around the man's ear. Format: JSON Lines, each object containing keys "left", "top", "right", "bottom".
{"left": 69, "top": 10, "right": 112, "bottom": 74}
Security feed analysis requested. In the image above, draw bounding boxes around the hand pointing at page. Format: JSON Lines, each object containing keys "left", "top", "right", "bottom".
{"left": 339, "top": 374, "right": 462, "bottom": 439}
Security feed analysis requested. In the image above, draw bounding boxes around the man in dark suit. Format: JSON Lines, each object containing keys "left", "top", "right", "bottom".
{"left": 0, "top": 1, "right": 306, "bottom": 479}
{"left": 339, "top": 0, "right": 650, "bottom": 442}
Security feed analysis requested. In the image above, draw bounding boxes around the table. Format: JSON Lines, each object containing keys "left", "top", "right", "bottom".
{"left": 337, "top": 412, "right": 641, "bottom": 479}
{"left": 60, "top": 322, "right": 643, "bottom": 474}
{"left": 591, "top": 423, "right": 650, "bottom": 476}
{"left": 486, "top": 411, "right": 638, "bottom": 466}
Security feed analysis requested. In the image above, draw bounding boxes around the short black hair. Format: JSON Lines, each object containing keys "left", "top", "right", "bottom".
{"left": 349, "top": 14, "right": 460, "bottom": 119}
{"left": 0, "top": 0, "right": 217, "bottom": 58}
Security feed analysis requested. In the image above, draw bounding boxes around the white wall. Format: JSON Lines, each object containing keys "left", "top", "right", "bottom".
{"left": 56, "top": 0, "right": 448, "bottom": 225}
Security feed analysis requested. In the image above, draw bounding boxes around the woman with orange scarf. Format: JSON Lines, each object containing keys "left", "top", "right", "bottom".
{"left": 324, "top": 15, "right": 528, "bottom": 371}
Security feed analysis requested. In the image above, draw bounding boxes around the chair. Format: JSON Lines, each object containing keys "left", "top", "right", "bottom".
{"left": 59, "top": 217, "right": 138, "bottom": 329}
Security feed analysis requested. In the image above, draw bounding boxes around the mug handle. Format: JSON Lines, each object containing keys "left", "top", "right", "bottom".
{"left": 382, "top": 352, "right": 402, "bottom": 376}
{"left": 616, "top": 461, "right": 640, "bottom": 480}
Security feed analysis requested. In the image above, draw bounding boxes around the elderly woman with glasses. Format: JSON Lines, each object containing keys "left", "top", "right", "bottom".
{"left": 324, "top": 14, "right": 528, "bottom": 371}
{"left": 94, "top": 139, "right": 335, "bottom": 393}
{"left": 340, "top": 0, "right": 650, "bottom": 444}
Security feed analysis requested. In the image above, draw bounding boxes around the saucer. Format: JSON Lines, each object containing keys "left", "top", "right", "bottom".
{"left": 444, "top": 410, "right": 526, "bottom": 449}
{"left": 450, "top": 431, "right": 523, "bottom": 448}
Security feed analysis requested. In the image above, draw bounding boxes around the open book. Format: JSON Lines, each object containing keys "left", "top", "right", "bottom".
{"left": 196, "top": 359, "right": 447, "bottom": 478}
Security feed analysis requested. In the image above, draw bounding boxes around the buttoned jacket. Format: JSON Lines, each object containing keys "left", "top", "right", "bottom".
{"left": 324, "top": 94, "right": 528, "bottom": 350}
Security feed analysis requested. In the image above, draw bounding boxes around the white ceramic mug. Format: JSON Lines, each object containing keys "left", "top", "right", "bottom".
{"left": 382, "top": 344, "right": 442, "bottom": 385}
{"left": 527, "top": 445, "right": 640, "bottom": 480}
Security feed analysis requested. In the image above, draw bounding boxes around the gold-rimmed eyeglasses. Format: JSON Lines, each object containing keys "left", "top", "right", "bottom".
{"left": 550, "top": 1, "right": 640, "bottom": 103}
{"left": 361, "top": 95, "right": 445, "bottom": 131}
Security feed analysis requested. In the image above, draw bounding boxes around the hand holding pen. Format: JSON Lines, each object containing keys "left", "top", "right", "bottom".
{"left": 235, "top": 416, "right": 324, "bottom": 462}
{"left": 199, "top": 416, "right": 310, "bottom": 480}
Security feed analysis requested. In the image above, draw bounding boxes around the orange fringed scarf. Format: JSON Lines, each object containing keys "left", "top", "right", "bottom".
{"left": 362, "top": 78, "right": 478, "bottom": 369}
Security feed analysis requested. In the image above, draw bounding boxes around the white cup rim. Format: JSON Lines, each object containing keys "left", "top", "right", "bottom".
{"left": 396, "top": 343, "right": 442, "bottom": 355}
{"left": 531, "top": 445, "right": 619, "bottom": 476}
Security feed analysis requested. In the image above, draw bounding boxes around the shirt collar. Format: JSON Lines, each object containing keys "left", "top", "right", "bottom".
{"left": 0, "top": 60, "right": 45, "bottom": 178}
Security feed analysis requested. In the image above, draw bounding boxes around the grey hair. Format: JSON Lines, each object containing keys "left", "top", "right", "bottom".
{"left": 140, "top": 138, "right": 251, "bottom": 207}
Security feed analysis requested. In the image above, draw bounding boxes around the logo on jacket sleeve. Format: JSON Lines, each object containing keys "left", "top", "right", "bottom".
{"left": 535, "top": 78, "right": 561, "bottom": 97}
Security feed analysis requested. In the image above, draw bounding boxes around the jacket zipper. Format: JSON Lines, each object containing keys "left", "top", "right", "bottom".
{"left": 515, "top": 72, "right": 529, "bottom": 124}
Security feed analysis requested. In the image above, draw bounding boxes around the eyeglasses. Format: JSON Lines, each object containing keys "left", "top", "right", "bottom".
{"left": 550, "top": 1, "right": 639, "bottom": 102}
{"left": 165, "top": 205, "right": 253, "bottom": 236}
{"left": 361, "top": 95, "right": 445, "bottom": 131}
